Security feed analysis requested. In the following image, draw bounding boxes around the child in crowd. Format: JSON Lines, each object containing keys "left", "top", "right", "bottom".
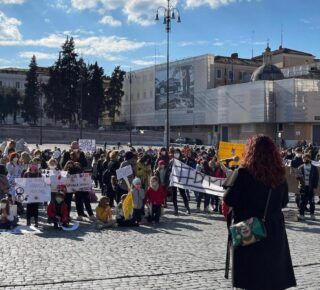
{"left": 115, "top": 194, "right": 137, "bottom": 227}
{"left": 47, "top": 192, "right": 69, "bottom": 229}
{"left": 95, "top": 196, "right": 116, "bottom": 229}
{"left": 24, "top": 161, "right": 42, "bottom": 227}
{"left": 0, "top": 198, "right": 15, "bottom": 230}
{"left": 111, "top": 175, "right": 122, "bottom": 206}
{"left": 146, "top": 176, "right": 166, "bottom": 224}
{"left": 131, "top": 177, "right": 145, "bottom": 225}
{"left": 154, "top": 160, "right": 170, "bottom": 207}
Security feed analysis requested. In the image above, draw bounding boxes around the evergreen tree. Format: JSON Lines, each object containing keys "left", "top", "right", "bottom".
{"left": 22, "top": 55, "right": 41, "bottom": 124}
{"left": 86, "top": 62, "right": 104, "bottom": 127}
{"left": 44, "top": 36, "right": 80, "bottom": 125}
{"left": 0, "top": 88, "right": 20, "bottom": 123}
{"left": 105, "top": 66, "right": 125, "bottom": 123}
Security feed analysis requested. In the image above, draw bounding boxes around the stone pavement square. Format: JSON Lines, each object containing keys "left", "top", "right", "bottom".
{"left": 0, "top": 193, "right": 319, "bottom": 289}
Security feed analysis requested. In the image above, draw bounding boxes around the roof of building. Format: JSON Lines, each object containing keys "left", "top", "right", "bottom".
{"left": 253, "top": 46, "right": 314, "bottom": 60}
{"left": 251, "top": 64, "right": 284, "bottom": 81}
{"left": 0, "top": 67, "right": 50, "bottom": 75}
{"left": 214, "top": 55, "right": 261, "bottom": 67}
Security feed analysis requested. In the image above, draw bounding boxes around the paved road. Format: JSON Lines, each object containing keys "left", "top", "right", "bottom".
{"left": 0, "top": 194, "right": 319, "bottom": 289}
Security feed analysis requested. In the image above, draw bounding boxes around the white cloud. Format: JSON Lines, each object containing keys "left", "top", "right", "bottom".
{"left": 19, "top": 51, "right": 57, "bottom": 60}
{"left": 0, "top": 0, "right": 25, "bottom": 4}
{"left": 71, "top": 0, "right": 98, "bottom": 10}
{"left": 143, "top": 55, "right": 165, "bottom": 59}
{"left": 99, "top": 15, "right": 122, "bottom": 27}
{"left": 184, "top": 0, "right": 254, "bottom": 9}
{"left": 213, "top": 41, "right": 223, "bottom": 46}
{"left": 300, "top": 18, "right": 311, "bottom": 24}
{"left": 178, "top": 40, "right": 209, "bottom": 47}
{"left": 132, "top": 59, "right": 155, "bottom": 66}
{"left": 0, "top": 11, "right": 22, "bottom": 41}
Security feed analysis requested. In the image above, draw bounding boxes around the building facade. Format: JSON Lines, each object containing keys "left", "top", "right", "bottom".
{"left": 120, "top": 48, "right": 320, "bottom": 146}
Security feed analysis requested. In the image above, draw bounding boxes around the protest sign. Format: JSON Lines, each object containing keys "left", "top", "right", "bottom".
{"left": 79, "top": 139, "right": 96, "bottom": 153}
{"left": 42, "top": 170, "right": 68, "bottom": 191}
{"left": 218, "top": 141, "right": 245, "bottom": 166}
{"left": 170, "top": 159, "right": 225, "bottom": 197}
{"left": 116, "top": 166, "right": 133, "bottom": 180}
{"left": 14, "top": 177, "right": 51, "bottom": 203}
{"left": 65, "top": 173, "right": 92, "bottom": 193}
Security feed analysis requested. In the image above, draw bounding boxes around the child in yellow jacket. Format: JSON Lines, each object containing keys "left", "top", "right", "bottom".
{"left": 95, "top": 197, "right": 116, "bottom": 229}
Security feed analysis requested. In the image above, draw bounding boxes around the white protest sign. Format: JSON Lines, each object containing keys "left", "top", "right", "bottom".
{"left": 14, "top": 177, "right": 51, "bottom": 203}
{"left": 116, "top": 166, "right": 133, "bottom": 180}
{"left": 79, "top": 139, "right": 96, "bottom": 153}
{"left": 170, "top": 159, "right": 225, "bottom": 197}
{"left": 42, "top": 170, "right": 68, "bottom": 191}
{"left": 65, "top": 173, "right": 92, "bottom": 193}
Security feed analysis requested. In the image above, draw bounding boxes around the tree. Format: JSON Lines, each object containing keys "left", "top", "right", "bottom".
{"left": 85, "top": 61, "right": 104, "bottom": 127}
{"left": 105, "top": 66, "right": 125, "bottom": 123}
{"left": 22, "top": 55, "right": 41, "bottom": 124}
{"left": 44, "top": 36, "right": 80, "bottom": 125}
{"left": 0, "top": 88, "right": 21, "bottom": 124}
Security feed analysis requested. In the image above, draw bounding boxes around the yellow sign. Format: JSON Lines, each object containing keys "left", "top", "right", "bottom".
{"left": 218, "top": 141, "right": 245, "bottom": 165}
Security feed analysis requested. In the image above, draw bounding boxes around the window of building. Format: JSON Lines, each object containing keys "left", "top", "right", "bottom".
{"left": 239, "top": 71, "right": 243, "bottom": 81}
{"left": 228, "top": 71, "right": 233, "bottom": 81}
{"left": 150, "top": 89, "right": 153, "bottom": 98}
{"left": 15, "top": 82, "right": 20, "bottom": 89}
{"left": 278, "top": 123, "right": 284, "bottom": 132}
{"left": 143, "top": 91, "right": 147, "bottom": 98}
{"left": 216, "top": 69, "right": 222, "bottom": 79}
{"left": 137, "top": 92, "right": 140, "bottom": 100}
{"left": 0, "top": 81, "right": 2, "bottom": 87}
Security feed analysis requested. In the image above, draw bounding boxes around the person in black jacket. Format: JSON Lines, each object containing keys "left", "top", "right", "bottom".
{"left": 102, "top": 150, "right": 120, "bottom": 196}
{"left": 223, "top": 135, "right": 296, "bottom": 290}
{"left": 296, "top": 153, "right": 319, "bottom": 220}
{"left": 291, "top": 147, "right": 304, "bottom": 208}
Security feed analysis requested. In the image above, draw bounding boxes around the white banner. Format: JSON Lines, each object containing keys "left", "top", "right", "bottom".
{"left": 79, "top": 139, "right": 96, "bottom": 153}
{"left": 65, "top": 173, "right": 92, "bottom": 193}
{"left": 14, "top": 177, "right": 51, "bottom": 203}
{"left": 169, "top": 159, "right": 225, "bottom": 197}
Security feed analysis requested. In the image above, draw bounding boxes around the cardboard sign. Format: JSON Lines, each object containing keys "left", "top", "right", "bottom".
{"left": 170, "top": 159, "right": 225, "bottom": 197}
{"left": 79, "top": 139, "right": 96, "bottom": 153}
{"left": 42, "top": 170, "right": 68, "bottom": 191}
{"left": 14, "top": 177, "right": 51, "bottom": 203}
{"left": 65, "top": 173, "right": 92, "bottom": 193}
{"left": 116, "top": 165, "right": 133, "bottom": 180}
{"left": 218, "top": 141, "right": 245, "bottom": 166}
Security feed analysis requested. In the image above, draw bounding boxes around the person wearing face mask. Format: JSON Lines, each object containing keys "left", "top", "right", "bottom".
{"left": 296, "top": 153, "right": 319, "bottom": 221}
{"left": 291, "top": 148, "right": 304, "bottom": 208}
{"left": 24, "top": 161, "right": 42, "bottom": 227}
{"left": 168, "top": 149, "right": 191, "bottom": 215}
{"left": 136, "top": 154, "right": 152, "bottom": 191}
{"left": 47, "top": 192, "right": 69, "bottom": 229}
{"left": 155, "top": 148, "right": 170, "bottom": 168}
{"left": 146, "top": 176, "right": 166, "bottom": 224}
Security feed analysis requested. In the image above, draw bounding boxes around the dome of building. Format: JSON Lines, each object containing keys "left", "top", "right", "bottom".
{"left": 251, "top": 64, "right": 284, "bottom": 81}
{"left": 251, "top": 45, "right": 285, "bottom": 81}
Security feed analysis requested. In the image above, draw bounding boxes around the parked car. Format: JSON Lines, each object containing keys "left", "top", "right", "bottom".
{"left": 174, "top": 137, "right": 203, "bottom": 145}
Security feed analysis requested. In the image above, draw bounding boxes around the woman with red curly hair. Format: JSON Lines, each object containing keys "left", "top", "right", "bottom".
{"left": 223, "top": 135, "right": 296, "bottom": 290}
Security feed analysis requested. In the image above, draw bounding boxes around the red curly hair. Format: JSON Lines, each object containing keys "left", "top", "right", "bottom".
{"left": 241, "top": 135, "right": 285, "bottom": 188}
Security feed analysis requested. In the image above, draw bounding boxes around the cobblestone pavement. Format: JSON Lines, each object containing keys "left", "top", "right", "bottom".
{"left": 0, "top": 194, "right": 319, "bottom": 289}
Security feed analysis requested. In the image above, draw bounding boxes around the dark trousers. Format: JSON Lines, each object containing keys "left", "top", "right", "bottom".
{"left": 75, "top": 191, "right": 94, "bottom": 217}
{"left": 151, "top": 204, "right": 161, "bottom": 223}
{"left": 299, "top": 186, "right": 315, "bottom": 215}
{"left": 26, "top": 203, "right": 39, "bottom": 219}
{"left": 171, "top": 187, "right": 190, "bottom": 212}
{"left": 65, "top": 193, "right": 73, "bottom": 217}
{"left": 132, "top": 208, "right": 143, "bottom": 223}
{"left": 197, "top": 192, "right": 210, "bottom": 209}
{"left": 117, "top": 217, "right": 137, "bottom": 227}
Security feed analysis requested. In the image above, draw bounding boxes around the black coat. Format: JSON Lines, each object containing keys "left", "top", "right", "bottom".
{"left": 223, "top": 168, "right": 296, "bottom": 290}
{"left": 297, "top": 163, "right": 319, "bottom": 192}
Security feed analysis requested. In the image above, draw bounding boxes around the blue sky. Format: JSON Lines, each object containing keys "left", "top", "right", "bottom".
{"left": 0, "top": 0, "right": 319, "bottom": 75}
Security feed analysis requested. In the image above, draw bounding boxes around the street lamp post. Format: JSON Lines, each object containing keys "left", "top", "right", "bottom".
{"left": 155, "top": 0, "right": 181, "bottom": 149}
{"left": 125, "top": 69, "right": 136, "bottom": 146}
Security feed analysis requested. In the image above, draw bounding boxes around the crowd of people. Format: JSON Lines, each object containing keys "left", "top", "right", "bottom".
{"left": 0, "top": 139, "right": 229, "bottom": 230}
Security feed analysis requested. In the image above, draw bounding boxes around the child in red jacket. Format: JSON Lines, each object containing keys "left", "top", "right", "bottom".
{"left": 145, "top": 176, "right": 166, "bottom": 223}
{"left": 47, "top": 192, "right": 69, "bottom": 229}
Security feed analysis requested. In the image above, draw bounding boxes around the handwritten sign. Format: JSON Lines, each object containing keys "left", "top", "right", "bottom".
{"left": 116, "top": 165, "right": 133, "bottom": 181}
{"left": 170, "top": 159, "right": 225, "bottom": 197}
{"left": 14, "top": 177, "right": 51, "bottom": 203}
{"left": 65, "top": 173, "right": 92, "bottom": 193}
{"left": 79, "top": 139, "right": 96, "bottom": 153}
{"left": 42, "top": 170, "right": 68, "bottom": 191}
